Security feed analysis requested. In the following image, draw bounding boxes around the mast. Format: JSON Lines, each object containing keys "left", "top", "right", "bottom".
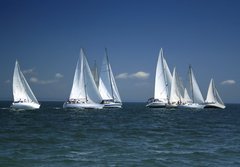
{"left": 105, "top": 48, "right": 114, "bottom": 101}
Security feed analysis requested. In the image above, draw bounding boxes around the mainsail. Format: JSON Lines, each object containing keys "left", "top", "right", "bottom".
{"left": 169, "top": 67, "right": 181, "bottom": 103}
{"left": 188, "top": 66, "right": 204, "bottom": 104}
{"left": 13, "top": 61, "right": 39, "bottom": 104}
{"left": 92, "top": 60, "right": 99, "bottom": 87}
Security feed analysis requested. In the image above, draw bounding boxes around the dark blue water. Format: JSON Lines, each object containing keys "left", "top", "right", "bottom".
{"left": 0, "top": 101, "right": 240, "bottom": 167}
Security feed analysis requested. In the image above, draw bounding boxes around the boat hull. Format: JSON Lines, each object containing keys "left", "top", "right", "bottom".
{"left": 204, "top": 103, "right": 226, "bottom": 109}
{"left": 103, "top": 102, "right": 122, "bottom": 108}
{"left": 178, "top": 103, "right": 205, "bottom": 109}
{"left": 63, "top": 102, "right": 104, "bottom": 109}
{"left": 146, "top": 102, "right": 166, "bottom": 108}
{"left": 165, "top": 103, "right": 178, "bottom": 108}
{"left": 11, "top": 102, "right": 40, "bottom": 110}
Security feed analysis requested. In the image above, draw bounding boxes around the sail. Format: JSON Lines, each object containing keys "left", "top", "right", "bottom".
{"left": 189, "top": 66, "right": 204, "bottom": 103}
{"left": 92, "top": 61, "right": 99, "bottom": 87}
{"left": 154, "top": 48, "right": 169, "bottom": 102}
{"left": 109, "top": 64, "right": 121, "bottom": 102}
{"left": 99, "top": 50, "right": 121, "bottom": 102}
{"left": 69, "top": 49, "right": 102, "bottom": 103}
{"left": 163, "top": 57, "right": 172, "bottom": 96}
{"left": 169, "top": 68, "right": 181, "bottom": 103}
{"left": 83, "top": 51, "right": 102, "bottom": 103}
{"left": 69, "top": 52, "right": 85, "bottom": 100}
{"left": 205, "top": 79, "right": 215, "bottom": 103}
{"left": 206, "top": 79, "right": 224, "bottom": 105}
{"left": 183, "top": 88, "right": 192, "bottom": 103}
{"left": 13, "top": 61, "right": 39, "bottom": 104}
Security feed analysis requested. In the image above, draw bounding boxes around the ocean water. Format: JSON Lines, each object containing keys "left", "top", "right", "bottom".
{"left": 0, "top": 101, "right": 240, "bottom": 167}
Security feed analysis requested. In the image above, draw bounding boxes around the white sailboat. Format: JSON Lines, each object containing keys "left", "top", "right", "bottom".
{"left": 180, "top": 66, "right": 205, "bottom": 109}
{"left": 166, "top": 67, "right": 182, "bottom": 108}
{"left": 146, "top": 48, "right": 172, "bottom": 108}
{"left": 204, "top": 78, "right": 225, "bottom": 109}
{"left": 63, "top": 49, "right": 104, "bottom": 109}
{"left": 11, "top": 60, "right": 40, "bottom": 110}
{"left": 99, "top": 48, "right": 122, "bottom": 108}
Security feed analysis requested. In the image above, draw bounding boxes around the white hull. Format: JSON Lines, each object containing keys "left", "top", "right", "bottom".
{"left": 204, "top": 103, "right": 226, "bottom": 109}
{"left": 63, "top": 102, "right": 104, "bottom": 109}
{"left": 103, "top": 102, "right": 122, "bottom": 108}
{"left": 166, "top": 103, "right": 178, "bottom": 108}
{"left": 146, "top": 101, "right": 166, "bottom": 108}
{"left": 11, "top": 102, "right": 40, "bottom": 110}
{"left": 178, "top": 103, "right": 205, "bottom": 109}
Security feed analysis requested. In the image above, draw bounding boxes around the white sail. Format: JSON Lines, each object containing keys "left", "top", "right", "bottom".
{"left": 154, "top": 48, "right": 170, "bottom": 102}
{"left": 163, "top": 57, "right": 172, "bottom": 97}
{"left": 189, "top": 66, "right": 204, "bottom": 104}
{"left": 69, "top": 49, "right": 102, "bottom": 103}
{"left": 92, "top": 61, "right": 99, "bottom": 87}
{"left": 109, "top": 64, "right": 121, "bottom": 102}
{"left": 13, "top": 61, "right": 39, "bottom": 104}
{"left": 99, "top": 49, "right": 121, "bottom": 103}
{"left": 183, "top": 88, "right": 192, "bottom": 103}
{"left": 69, "top": 53, "right": 85, "bottom": 100}
{"left": 205, "top": 79, "right": 224, "bottom": 105}
{"left": 169, "top": 67, "right": 181, "bottom": 103}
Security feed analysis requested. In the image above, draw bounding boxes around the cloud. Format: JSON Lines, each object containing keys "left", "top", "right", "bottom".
{"left": 115, "top": 73, "right": 129, "bottom": 79}
{"left": 55, "top": 73, "right": 64, "bottom": 79}
{"left": 23, "top": 68, "right": 35, "bottom": 75}
{"left": 221, "top": 80, "right": 236, "bottom": 85}
{"left": 30, "top": 73, "right": 64, "bottom": 85}
{"left": 130, "top": 71, "right": 150, "bottom": 79}
{"left": 116, "top": 71, "right": 150, "bottom": 80}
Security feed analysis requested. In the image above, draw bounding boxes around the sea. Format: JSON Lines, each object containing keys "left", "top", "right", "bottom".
{"left": 0, "top": 101, "right": 240, "bottom": 167}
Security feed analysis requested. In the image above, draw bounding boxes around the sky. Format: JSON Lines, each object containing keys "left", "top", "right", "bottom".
{"left": 0, "top": 0, "right": 240, "bottom": 103}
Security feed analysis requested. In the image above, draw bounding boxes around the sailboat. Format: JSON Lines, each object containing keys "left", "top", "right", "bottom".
{"left": 204, "top": 78, "right": 226, "bottom": 109}
{"left": 179, "top": 66, "right": 205, "bottom": 109}
{"left": 166, "top": 67, "right": 182, "bottom": 108}
{"left": 146, "top": 48, "right": 172, "bottom": 108}
{"left": 11, "top": 60, "right": 40, "bottom": 110}
{"left": 99, "top": 48, "right": 122, "bottom": 108}
{"left": 63, "top": 49, "right": 104, "bottom": 109}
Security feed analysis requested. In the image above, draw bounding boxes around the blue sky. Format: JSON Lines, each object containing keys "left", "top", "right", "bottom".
{"left": 0, "top": 0, "right": 240, "bottom": 103}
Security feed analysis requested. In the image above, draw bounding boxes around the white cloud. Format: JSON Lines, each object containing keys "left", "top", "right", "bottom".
{"left": 130, "top": 71, "right": 150, "bottom": 79}
{"left": 55, "top": 73, "right": 64, "bottom": 79}
{"left": 116, "top": 71, "right": 150, "bottom": 80}
{"left": 23, "top": 68, "right": 35, "bottom": 75}
{"left": 30, "top": 73, "right": 63, "bottom": 85}
{"left": 221, "top": 80, "right": 236, "bottom": 85}
{"left": 30, "top": 77, "right": 56, "bottom": 84}
{"left": 115, "top": 73, "right": 129, "bottom": 79}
